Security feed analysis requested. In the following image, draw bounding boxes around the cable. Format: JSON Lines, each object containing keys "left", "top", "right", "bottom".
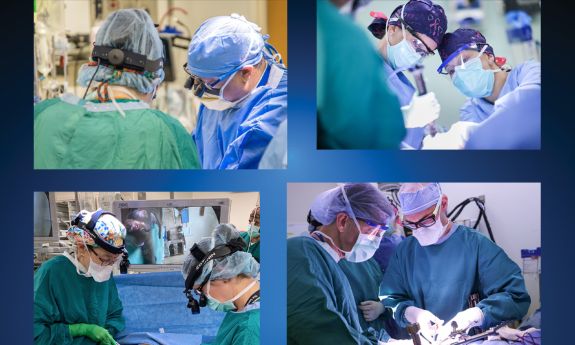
{"left": 82, "top": 59, "right": 101, "bottom": 100}
{"left": 447, "top": 197, "right": 495, "bottom": 243}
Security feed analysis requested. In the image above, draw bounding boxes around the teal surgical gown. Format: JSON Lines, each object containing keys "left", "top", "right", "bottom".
{"left": 317, "top": 0, "right": 405, "bottom": 149}
{"left": 287, "top": 236, "right": 375, "bottom": 345}
{"left": 34, "top": 95, "right": 200, "bottom": 169}
{"left": 204, "top": 306, "right": 260, "bottom": 345}
{"left": 338, "top": 258, "right": 387, "bottom": 335}
{"left": 193, "top": 63, "right": 287, "bottom": 169}
{"left": 240, "top": 232, "right": 260, "bottom": 263}
{"left": 380, "top": 225, "right": 530, "bottom": 331}
{"left": 34, "top": 255, "right": 125, "bottom": 345}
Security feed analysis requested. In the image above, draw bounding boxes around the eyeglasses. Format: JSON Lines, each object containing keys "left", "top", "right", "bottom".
{"left": 402, "top": 201, "right": 441, "bottom": 230}
{"left": 395, "top": 17, "right": 435, "bottom": 57}
{"left": 183, "top": 63, "right": 222, "bottom": 97}
{"left": 88, "top": 246, "right": 120, "bottom": 266}
{"left": 357, "top": 218, "right": 389, "bottom": 239}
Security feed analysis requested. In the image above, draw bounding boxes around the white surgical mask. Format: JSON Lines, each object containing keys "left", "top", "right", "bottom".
{"left": 412, "top": 209, "right": 446, "bottom": 247}
{"left": 87, "top": 259, "right": 114, "bottom": 282}
{"left": 345, "top": 232, "right": 383, "bottom": 262}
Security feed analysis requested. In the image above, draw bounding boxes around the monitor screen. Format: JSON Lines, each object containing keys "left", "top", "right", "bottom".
{"left": 113, "top": 199, "right": 230, "bottom": 267}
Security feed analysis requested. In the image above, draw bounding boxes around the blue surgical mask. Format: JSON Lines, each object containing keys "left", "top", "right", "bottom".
{"left": 206, "top": 279, "right": 258, "bottom": 312}
{"left": 452, "top": 47, "right": 498, "bottom": 98}
{"left": 386, "top": 5, "right": 422, "bottom": 70}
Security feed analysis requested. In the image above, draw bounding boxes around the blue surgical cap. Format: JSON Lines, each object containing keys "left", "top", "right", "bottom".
{"left": 77, "top": 8, "right": 165, "bottom": 94}
{"left": 187, "top": 14, "right": 266, "bottom": 79}
{"left": 182, "top": 224, "right": 259, "bottom": 286}
{"left": 310, "top": 183, "right": 394, "bottom": 228}
{"left": 398, "top": 183, "right": 442, "bottom": 216}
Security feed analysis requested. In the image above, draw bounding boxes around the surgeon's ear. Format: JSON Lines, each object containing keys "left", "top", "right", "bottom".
{"left": 335, "top": 213, "right": 348, "bottom": 233}
{"left": 239, "top": 66, "right": 254, "bottom": 83}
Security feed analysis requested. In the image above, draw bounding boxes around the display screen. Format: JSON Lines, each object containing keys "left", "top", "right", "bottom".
{"left": 119, "top": 206, "right": 222, "bottom": 265}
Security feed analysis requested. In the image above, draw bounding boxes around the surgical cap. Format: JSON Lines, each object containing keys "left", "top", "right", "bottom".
{"left": 389, "top": 0, "right": 447, "bottom": 46}
{"left": 187, "top": 14, "right": 266, "bottom": 79}
{"left": 398, "top": 183, "right": 442, "bottom": 216}
{"left": 438, "top": 28, "right": 495, "bottom": 62}
{"left": 77, "top": 8, "right": 165, "bottom": 94}
{"left": 310, "top": 183, "right": 394, "bottom": 227}
{"left": 182, "top": 224, "right": 259, "bottom": 286}
{"left": 67, "top": 210, "right": 126, "bottom": 251}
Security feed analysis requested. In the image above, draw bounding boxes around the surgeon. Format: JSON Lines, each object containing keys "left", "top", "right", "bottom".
{"left": 370, "top": 0, "right": 448, "bottom": 149}
{"left": 380, "top": 183, "right": 530, "bottom": 342}
{"left": 240, "top": 206, "right": 261, "bottom": 262}
{"left": 185, "top": 14, "right": 287, "bottom": 169}
{"left": 182, "top": 224, "right": 260, "bottom": 345}
{"left": 317, "top": 0, "right": 405, "bottom": 149}
{"left": 287, "top": 183, "right": 395, "bottom": 344}
{"left": 435, "top": 28, "right": 541, "bottom": 149}
{"left": 34, "top": 210, "right": 127, "bottom": 345}
{"left": 34, "top": 9, "right": 200, "bottom": 169}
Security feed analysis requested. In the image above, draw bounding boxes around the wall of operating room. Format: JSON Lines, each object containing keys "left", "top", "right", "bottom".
{"left": 287, "top": 183, "right": 541, "bottom": 315}
{"left": 354, "top": 0, "right": 541, "bottom": 128}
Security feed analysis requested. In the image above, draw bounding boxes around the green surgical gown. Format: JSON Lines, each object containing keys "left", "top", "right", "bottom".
{"left": 338, "top": 258, "right": 386, "bottom": 334}
{"left": 34, "top": 255, "right": 125, "bottom": 345}
{"left": 240, "top": 232, "right": 260, "bottom": 263}
{"left": 287, "top": 236, "right": 375, "bottom": 345}
{"left": 380, "top": 225, "right": 530, "bottom": 331}
{"left": 34, "top": 96, "right": 200, "bottom": 169}
{"left": 317, "top": 0, "right": 405, "bottom": 149}
{"left": 204, "top": 307, "right": 260, "bottom": 345}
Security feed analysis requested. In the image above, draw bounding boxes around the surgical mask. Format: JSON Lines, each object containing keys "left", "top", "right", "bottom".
{"left": 206, "top": 279, "right": 258, "bottom": 312}
{"left": 412, "top": 212, "right": 446, "bottom": 246}
{"left": 199, "top": 67, "right": 262, "bottom": 111}
{"left": 248, "top": 224, "right": 260, "bottom": 237}
{"left": 452, "top": 46, "right": 498, "bottom": 98}
{"left": 87, "top": 259, "right": 114, "bottom": 282}
{"left": 345, "top": 231, "right": 383, "bottom": 262}
{"left": 386, "top": 5, "right": 422, "bottom": 70}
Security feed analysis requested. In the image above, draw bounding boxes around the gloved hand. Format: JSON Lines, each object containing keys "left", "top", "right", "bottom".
{"left": 437, "top": 307, "right": 484, "bottom": 342}
{"left": 69, "top": 323, "right": 116, "bottom": 345}
{"left": 359, "top": 300, "right": 385, "bottom": 322}
{"left": 404, "top": 306, "right": 443, "bottom": 342}
{"left": 401, "top": 92, "right": 441, "bottom": 129}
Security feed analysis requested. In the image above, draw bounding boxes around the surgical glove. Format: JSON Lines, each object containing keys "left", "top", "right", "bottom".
{"left": 404, "top": 306, "right": 443, "bottom": 342}
{"left": 69, "top": 323, "right": 116, "bottom": 345}
{"left": 359, "top": 300, "right": 385, "bottom": 322}
{"left": 401, "top": 92, "right": 440, "bottom": 129}
{"left": 422, "top": 121, "right": 479, "bottom": 149}
{"left": 437, "top": 307, "right": 484, "bottom": 342}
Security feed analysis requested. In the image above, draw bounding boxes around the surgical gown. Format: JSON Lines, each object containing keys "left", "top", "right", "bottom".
{"left": 338, "top": 258, "right": 387, "bottom": 335}
{"left": 240, "top": 231, "right": 260, "bottom": 263}
{"left": 258, "top": 119, "right": 287, "bottom": 169}
{"left": 380, "top": 225, "right": 530, "bottom": 332}
{"left": 34, "top": 95, "right": 200, "bottom": 169}
{"left": 287, "top": 236, "right": 375, "bottom": 345}
{"left": 317, "top": 0, "right": 405, "bottom": 150}
{"left": 34, "top": 255, "right": 125, "bottom": 345}
{"left": 204, "top": 306, "right": 260, "bottom": 345}
{"left": 193, "top": 64, "right": 287, "bottom": 169}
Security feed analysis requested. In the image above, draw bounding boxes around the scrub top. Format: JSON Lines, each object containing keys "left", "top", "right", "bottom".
{"left": 34, "top": 255, "right": 125, "bottom": 345}
{"left": 204, "top": 305, "right": 260, "bottom": 345}
{"left": 380, "top": 225, "right": 530, "bottom": 330}
{"left": 34, "top": 94, "right": 200, "bottom": 169}
{"left": 240, "top": 231, "right": 261, "bottom": 263}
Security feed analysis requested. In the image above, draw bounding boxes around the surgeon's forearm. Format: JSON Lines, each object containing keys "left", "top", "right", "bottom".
{"left": 477, "top": 291, "right": 530, "bottom": 327}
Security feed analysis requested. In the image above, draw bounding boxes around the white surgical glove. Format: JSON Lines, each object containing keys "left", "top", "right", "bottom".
{"left": 437, "top": 307, "right": 484, "bottom": 342}
{"left": 404, "top": 306, "right": 443, "bottom": 342}
{"left": 422, "top": 121, "right": 479, "bottom": 149}
{"left": 401, "top": 92, "right": 441, "bottom": 129}
{"left": 359, "top": 300, "right": 385, "bottom": 322}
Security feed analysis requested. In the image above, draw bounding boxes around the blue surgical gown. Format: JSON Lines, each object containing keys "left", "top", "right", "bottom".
{"left": 459, "top": 61, "right": 541, "bottom": 124}
{"left": 317, "top": 0, "right": 406, "bottom": 150}
{"left": 287, "top": 236, "right": 375, "bottom": 345}
{"left": 380, "top": 225, "right": 530, "bottom": 330}
{"left": 193, "top": 64, "right": 287, "bottom": 169}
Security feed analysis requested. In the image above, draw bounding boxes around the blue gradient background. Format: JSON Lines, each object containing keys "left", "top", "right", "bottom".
{"left": 1, "top": 1, "right": 573, "bottom": 344}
